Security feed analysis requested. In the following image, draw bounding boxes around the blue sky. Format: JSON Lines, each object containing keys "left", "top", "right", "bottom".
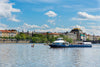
{"left": 0, "top": 0, "right": 100, "bottom": 35}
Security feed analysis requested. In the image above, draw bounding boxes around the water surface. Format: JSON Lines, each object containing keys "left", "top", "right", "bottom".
{"left": 0, "top": 43, "right": 100, "bottom": 67}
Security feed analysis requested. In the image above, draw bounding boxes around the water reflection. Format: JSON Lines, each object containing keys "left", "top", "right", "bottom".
{"left": 0, "top": 44, "right": 100, "bottom": 67}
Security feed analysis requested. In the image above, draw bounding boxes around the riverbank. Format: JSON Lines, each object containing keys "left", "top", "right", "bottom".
{"left": 0, "top": 39, "right": 99, "bottom": 44}
{"left": 0, "top": 40, "right": 30, "bottom": 43}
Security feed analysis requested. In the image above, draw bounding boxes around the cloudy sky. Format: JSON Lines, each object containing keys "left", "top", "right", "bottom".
{"left": 0, "top": 0, "right": 100, "bottom": 35}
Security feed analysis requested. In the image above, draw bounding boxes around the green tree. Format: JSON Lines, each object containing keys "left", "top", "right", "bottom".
{"left": 32, "top": 37, "right": 41, "bottom": 43}
{"left": 41, "top": 37, "right": 48, "bottom": 43}
{"left": 49, "top": 35, "right": 55, "bottom": 43}
{"left": 15, "top": 33, "right": 30, "bottom": 40}
{"left": 86, "top": 38, "right": 90, "bottom": 41}
{"left": 63, "top": 36, "right": 73, "bottom": 43}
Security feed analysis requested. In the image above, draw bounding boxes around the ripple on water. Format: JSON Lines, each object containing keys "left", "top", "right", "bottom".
{"left": 0, "top": 44, "right": 100, "bottom": 67}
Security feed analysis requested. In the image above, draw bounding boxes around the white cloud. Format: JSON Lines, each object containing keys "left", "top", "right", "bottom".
{"left": 36, "top": 27, "right": 70, "bottom": 32}
{"left": 71, "top": 25, "right": 100, "bottom": 35}
{"left": 0, "top": 0, "right": 21, "bottom": 22}
{"left": 72, "top": 12, "right": 100, "bottom": 21}
{"left": 17, "top": 23, "right": 49, "bottom": 31}
{"left": 83, "top": 8, "right": 100, "bottom": 12}
{"left": 0, "top": 22, "right": 8, "bottom": 30}
{"left": 23, "top": 23, "right": 49, "bottom": 29}
{"left": 45, "top": 11, "right": 57, "bottom": 17}
{"left": 86, "top": 28, "right": 100, "bottom": 35}
{"left": 89, "top": 26, "right": 100, "bottom": 29}
{"left": 41, "top": 24, "right": 49, "bottom": 28}
{"left": 16, "top": 23, "right": 70, "bottom": 32}
{"left": 23, "top": 23, "right": 40, "bottom": 28}
{"left": 72, "top": 25, "right": 85, "bottom": 29}
{"left": 8, "top": 15, "right": 20, "bottom": 22}
{"left": 87, "top": 23, "right": 96, "bottom": 24}
{"left": 0, "top": 0, "right": 9, "bottom": 2}
{"left": 71, "top": 25, "right": 89, "bottom": 34}
{"left": 48, "top": 19, "right": 55, "bottom": 25}
{"left": 17, "top": 0, "right": 59, "bottom": 3}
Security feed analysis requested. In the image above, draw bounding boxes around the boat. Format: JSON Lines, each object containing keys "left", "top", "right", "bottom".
{"left": 49, "top": 38, "right": 92, "bottom": 48}
{"left": 31, "top": 44, "right": 35, "bottom": 47}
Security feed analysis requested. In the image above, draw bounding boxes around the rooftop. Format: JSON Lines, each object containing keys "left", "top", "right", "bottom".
{"left": 0, "top": 30, "right": 17, "bottom": 33}
{"left": 43, "top": 33, "right": 61, "bottom": 35}
{"left": 71, "top": 28, "right": 82, "bottom": 32}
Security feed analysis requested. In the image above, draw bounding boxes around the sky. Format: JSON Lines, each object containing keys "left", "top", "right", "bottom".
{"left": 0, "top": 0, "right": 100, "bottom": 35}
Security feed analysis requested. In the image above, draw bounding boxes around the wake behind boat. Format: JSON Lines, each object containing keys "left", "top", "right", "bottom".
{"left": 49, "top": 38, "right": 92, "bottom": 48}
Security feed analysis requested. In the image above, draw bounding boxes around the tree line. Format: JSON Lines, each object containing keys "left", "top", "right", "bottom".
{"left": 0, "top": 32, "right": 73, "bottom": 43}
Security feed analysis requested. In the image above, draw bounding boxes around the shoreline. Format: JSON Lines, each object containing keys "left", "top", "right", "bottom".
{"left": 0, "top": 40, "right": 100, "bottom": 44}
{"left": 0, "top": 40, "right": 30, "bottom": 43}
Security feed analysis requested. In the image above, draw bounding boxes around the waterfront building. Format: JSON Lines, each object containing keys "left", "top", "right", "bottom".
{"left": 0, "top": 30, "right": 18, "bottom": 37}
{"left": 86, "top": 34, "right": 97, "bottom": 41}
{"left": 9, "top": 30, "right": 18, "bottom": 37}
{"left": 70, "top": 28, "right": 83, "bottom": 40}
{"left": 43, "top": 32, "right": 61, "bottom": 37}
{"left": 80, "top": 33, "right": 87, "bottom": 41}
{"left": 95, "top": 36, "right": 100, "bottom": 40}
{"left": 63, "top": 32, "right": 77, "bottom": 40}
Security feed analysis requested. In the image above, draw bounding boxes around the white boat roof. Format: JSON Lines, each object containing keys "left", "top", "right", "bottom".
{"left": 83, "top": 42, "right": 92, "bottom": 44}
{"left": 77, "top": 42, "right": 92, "bottom": 44}
{"left": 54, "top": 40, "right": 65, "bottom": 43}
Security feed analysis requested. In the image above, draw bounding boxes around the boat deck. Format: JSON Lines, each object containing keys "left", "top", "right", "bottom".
{"left": 49, "top": 44, "right": 92, "bottom": 48}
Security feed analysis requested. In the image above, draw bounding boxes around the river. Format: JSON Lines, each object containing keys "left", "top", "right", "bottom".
{"left": 0, "top": 43, "right": 100, "bottom": 67}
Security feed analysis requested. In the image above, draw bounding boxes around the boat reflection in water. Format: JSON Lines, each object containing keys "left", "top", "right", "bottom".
{"left": 49, "top": 38, "right": 92, "bottom": 48}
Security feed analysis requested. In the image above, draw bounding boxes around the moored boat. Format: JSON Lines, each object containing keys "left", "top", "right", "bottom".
{"left": 49, "top": 38, "right": 92, "bottom": 48}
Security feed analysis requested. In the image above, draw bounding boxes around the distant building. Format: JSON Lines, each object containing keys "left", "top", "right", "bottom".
{"left": 43, "top": 32, "right": 61, "bottom": 37}
{"left": 9, "top": 30, "right": 18, "bottom": 37}
{"left": 86, "top": 34, "right": 97, "bottom": 41}
{"left": 0, "top": 30, "right": 18, "bottom": 37}
{"left": 95, "top": 36, "right": 100, "bottom": 40}
{"left": 70, "top": 28, "right": 83, "bottom": 40}
{"left": 80, "top": 33, "right": 87, "bottom": 41}
{"left": 63, "top": 32, "right": 77, "bottom": 40}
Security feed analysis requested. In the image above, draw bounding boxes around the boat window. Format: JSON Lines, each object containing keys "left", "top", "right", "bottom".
{"left": 53, "top": 43, "right": 63, "bottom": 45}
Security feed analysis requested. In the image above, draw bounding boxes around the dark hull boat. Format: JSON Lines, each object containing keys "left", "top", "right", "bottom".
{"left": 49, "top": 38, "right": 92, "bottom": 48}
{"left": 49, "top": 44, "right": 92, "bottom": 48}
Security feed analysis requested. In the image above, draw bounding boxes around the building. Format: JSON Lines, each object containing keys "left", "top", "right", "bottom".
{"left": 95, "top": 36, "right": 100, "bottom": 40}
{"left": 80, "top": 33, "right": 87, "bottom": 41}
{"left": 70, "top": 28, "right": 83, "bottom": 40}
{"left": 0, "top": 30, "right": 18, "bottom": 37}
{"left": 9, "top": 30, "right": 18, "bottom": 37}
{"left": 63, "top": 32, "right": 77, "bottom": 40}
{"left": 87, "top": 34, "right": 97, "bottom": 41}
{"left": 43, "top": 32, "right": 61, "bottom": 37}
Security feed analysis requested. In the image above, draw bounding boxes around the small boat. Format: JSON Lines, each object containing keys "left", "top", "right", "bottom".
{"left": 31, "top": 44, "right": 35, "bottom": 47}
{"left": 49, "top": 38, "right": 92, "bottom": 48}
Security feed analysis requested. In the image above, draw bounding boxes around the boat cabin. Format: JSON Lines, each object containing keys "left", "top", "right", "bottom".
{"left": 53, "top": 38, "right": 69, "bottom": 45}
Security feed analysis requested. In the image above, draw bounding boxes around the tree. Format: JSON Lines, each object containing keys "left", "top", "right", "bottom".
{"left": 49, "top": 35, "right": 55, "bottom": 43}
{"left": 41, "top": 37, "right": 48, "bottom": 43}
{"left": 32, "top": 37, "right": 41, "bottom": 43}
{"left": 86, "top": 38, "right": 90, "bottom": 41}
{"left": 15, "top": 33, "right": 30, "bottom": 40}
